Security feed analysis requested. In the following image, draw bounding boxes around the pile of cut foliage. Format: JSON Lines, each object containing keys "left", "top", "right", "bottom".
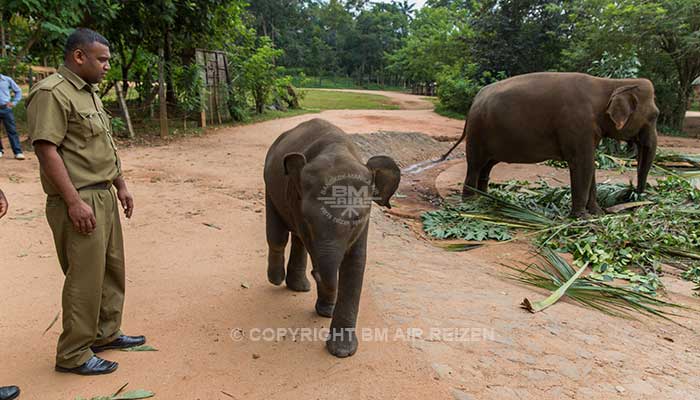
{"left": 422, "top": 175, "right": 700, "bottom": 297}
{"left": 546, "top": 138, "right": 700, "bottom": 175}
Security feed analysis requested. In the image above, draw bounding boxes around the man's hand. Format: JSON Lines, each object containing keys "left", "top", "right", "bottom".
{"left": 67, "top": 199, "right": 96, "bottom": 234}
{"left": 114, "top": 177, "right": 134, "bottom": 218}
{"left": 0, "top": 189, "right": 8, "bottom": 219}
{"left": 6, "top": 102, "right": 13, "bottom": 109}
{"left": 34, "top": 141, "right": 96, "bottom": 234}
{"left": 117, "top": 187, "right": 134, "bottom": 218}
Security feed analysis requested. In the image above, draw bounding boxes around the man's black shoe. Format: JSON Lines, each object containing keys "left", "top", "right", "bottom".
{"left": 55, "top": 356, "right": 118, "bottom": 376}
{"left": 0, "top": 385, "right": 20, "bottom": 400}
{"left": 91, "top": 335, "right": 146, "bottom": 353}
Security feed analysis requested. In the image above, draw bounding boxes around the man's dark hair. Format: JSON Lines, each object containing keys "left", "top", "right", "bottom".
{"left": 64, "top": 28, "right": 110, "bottom": 58}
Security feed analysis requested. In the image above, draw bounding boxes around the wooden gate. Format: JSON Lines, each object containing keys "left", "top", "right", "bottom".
{"left": 195, "top": 49, "right": 231, "bottom": 127}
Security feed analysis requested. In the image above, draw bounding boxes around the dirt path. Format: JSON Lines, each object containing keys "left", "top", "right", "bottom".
{"left": 1, "top": 93, "right": 700, "bottom": 400}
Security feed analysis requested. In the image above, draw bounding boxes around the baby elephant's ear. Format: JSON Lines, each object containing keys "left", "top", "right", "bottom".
{"left": 366, "top": 155, "right": 401, "bottom": 209}
{"left": 284, "top": 153, "right": 307, "bottom": 195}
{"left": 284, "top": 153, "right": 307, "bottom": 176}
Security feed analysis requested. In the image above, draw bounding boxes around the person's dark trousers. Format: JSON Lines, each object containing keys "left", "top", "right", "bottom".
{"left": 0, "top": 107, "right": 22, "bottom": 155}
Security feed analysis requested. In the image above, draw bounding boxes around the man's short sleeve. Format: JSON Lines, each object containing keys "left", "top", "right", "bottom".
{"left": 9, "top": 78, "right": 22, "bottom": 105}
{"left": 28, "top": 90, "right": 68, "bottom": 146}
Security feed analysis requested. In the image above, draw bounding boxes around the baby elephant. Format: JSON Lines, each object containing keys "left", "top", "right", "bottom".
{"left": 263, "top": 118, "right": 400, "bottom": 357}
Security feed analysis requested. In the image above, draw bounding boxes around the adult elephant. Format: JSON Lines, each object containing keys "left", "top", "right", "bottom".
{"left": 440, "top": 72, "right": 659, "bottom": 217}
{"left": 263, "top": 118, "right": 400, "bottom": 357}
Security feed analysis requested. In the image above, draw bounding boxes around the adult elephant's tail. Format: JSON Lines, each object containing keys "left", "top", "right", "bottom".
{"left": 439, "top": 119, "right": 468, "bottom": 161}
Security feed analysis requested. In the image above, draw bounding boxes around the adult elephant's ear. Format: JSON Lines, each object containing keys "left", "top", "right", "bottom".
{"left": 284, "top": 153, "right": 307, "bottom": 193}
{"left": 606, "top": 85, "right": 639, "bottom": 131}
{"left": 367, "top": 155, "right": 401, "bottom": 209}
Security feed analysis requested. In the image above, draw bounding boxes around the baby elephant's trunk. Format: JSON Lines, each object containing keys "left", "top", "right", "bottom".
{"left": 311, "top": 248, "right": 343, "bottom": 317}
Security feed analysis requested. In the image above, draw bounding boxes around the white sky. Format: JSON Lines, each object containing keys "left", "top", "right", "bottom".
{"left": 373, "top": 0, "right": 428, "bottom": 10}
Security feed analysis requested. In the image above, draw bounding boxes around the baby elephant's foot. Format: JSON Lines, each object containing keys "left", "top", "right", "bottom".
{"left": 326, "top": 327, "right": 358, "bottom": 358}
{"left": 315, "top": 299, "right": 335, "bottom": 318}
{"left": 267, "top": 262, "right": 285, "bottom": 286}
{"left": 286, "top": 272, "right": 311, "bottom": 292}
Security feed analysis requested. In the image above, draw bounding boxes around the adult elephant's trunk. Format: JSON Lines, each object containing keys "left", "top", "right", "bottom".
{"left": 636, "top": 125, "right": 657, "bottom": 194}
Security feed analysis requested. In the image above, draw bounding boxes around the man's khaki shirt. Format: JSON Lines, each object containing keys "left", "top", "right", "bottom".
{"left": 27, "top": 65, "right": 121, "bottom": 195}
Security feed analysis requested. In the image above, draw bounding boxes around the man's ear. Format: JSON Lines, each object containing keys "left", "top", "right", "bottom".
{"left": 71, "top": 48, "right": 87, "bottom": 66}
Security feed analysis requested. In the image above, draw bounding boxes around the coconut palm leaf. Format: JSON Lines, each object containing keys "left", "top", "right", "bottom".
{"left": 504, "top": 248, "right": 690, "bottom": 324}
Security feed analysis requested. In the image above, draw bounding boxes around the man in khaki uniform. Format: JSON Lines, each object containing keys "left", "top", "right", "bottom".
{"left": 26, "top": 28, "right": 145, "bottom": 376}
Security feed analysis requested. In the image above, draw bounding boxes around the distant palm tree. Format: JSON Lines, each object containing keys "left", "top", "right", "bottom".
{"left": 398, "top": 0, "right": 415, "bottom": 20}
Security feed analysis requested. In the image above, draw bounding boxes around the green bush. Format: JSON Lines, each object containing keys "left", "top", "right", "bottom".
{"left": 241, "top": 37, "right": 284, "bottom": 114}
{"left": 436, "top": 64, "right": 479, "bottom": 115}
{"left": 273, "top": 75, "right": 303, "bottom": 111}
{"left": 436, "top": 64, "right": 505, "bottom": 116}
{"left": 172, "top": 63, "right": 206, "bottom": 126}
{"left": 111, "top": 117, "right": 126, "bottom": 135}
{"left": 226, "top": 82, "right": 250, "bottom": 122}
{"left": 691, "top": 97, "right": 700, "bottom": 112}
{"left": 587, "top": 51, "right": 641, "bottom": 79}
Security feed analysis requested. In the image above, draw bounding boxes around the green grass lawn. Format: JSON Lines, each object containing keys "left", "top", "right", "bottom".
{"left": 300, "top": 89, "right": 400, "bottom": 111}
{"left": 293, "top": 75, "right": 407, "bottom": 92}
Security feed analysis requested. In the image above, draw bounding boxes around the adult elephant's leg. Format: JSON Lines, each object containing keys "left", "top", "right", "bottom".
{"left": 477, "top": 160, "right": 498, "bottom": 192}
{"left": 560, "top": 124, "right": 597, "bottom": 218}
{"left": 326, "top": 227, "right": 369, "bottom": 358}
{"left": 568, "top": 155, "right": 595, "bottom": 218}
{"left": 463, "top": 151, "right": 488, "bottom": 199}
{"left": 286, "top": 234, "right": 310, "bottom": 292}
{"left": 586, "top": 174, "right": 604, "bottom": 215}
{"left": 266, "top": 193, "right": 288, "bottom": 285}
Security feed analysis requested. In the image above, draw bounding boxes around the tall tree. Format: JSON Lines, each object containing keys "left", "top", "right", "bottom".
{"left": 387, "top": 6, "right": 468, "bottom": 83}
{"left": 564, "top": 0, "right": 700, "bottom": 129}
{"left": 469, "top": 0, "right": 573, "bottom": 77}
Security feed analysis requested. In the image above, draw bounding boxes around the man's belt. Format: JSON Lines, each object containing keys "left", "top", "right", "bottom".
{"left": 78, "top": 182, "right": 112, "bottom": 191}
{"left": 0, "top": 104, "right": 6, "bottom": 109}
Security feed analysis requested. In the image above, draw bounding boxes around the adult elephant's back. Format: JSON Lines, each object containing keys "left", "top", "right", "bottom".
{"left": 442, "top": 72, "right": 594, "bottom": 163}
{"left": 469, "top": 73, "right": 595, "bottom": 164}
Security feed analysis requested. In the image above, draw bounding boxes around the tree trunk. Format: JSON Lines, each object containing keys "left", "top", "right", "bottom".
{"left": 158, "top": 47, "right": 169, "bottom": 138}
{"left": 120, "top": 43, "right": 141, "bottom": 99}
{"left": 120, "top": 49, "right": 130, "bottom": 99}
{"left": 114, "top": 82, "right": 135, "bottom": 139}
{"left": 672, "top": 62, "right": 700, "bottom": 131}
{"left": 164, "top": 28, "right": 176, "bottom": 107}
{"left": 1, "top": 15, "right": 6, "bottom": 58}
{"left": 16, "top": 26, "right": 42, "bottom": 63}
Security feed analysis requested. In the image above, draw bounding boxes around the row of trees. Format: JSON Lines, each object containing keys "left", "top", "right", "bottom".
{"left": 1, "top": 0, "right": 697, "bottom": 131}
{"left": 247, "top": 0, "right": 699, "bottom": 130}
{"left": 247, "top": 0, "right": 414, "bottom": 86}
{"left": 1, "top": 0, "right": 298, "bottom": 126}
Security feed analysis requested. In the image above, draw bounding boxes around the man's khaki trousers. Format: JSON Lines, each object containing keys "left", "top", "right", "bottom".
{"left": 46, "top": 188, "right": 125, "bottom": 368}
